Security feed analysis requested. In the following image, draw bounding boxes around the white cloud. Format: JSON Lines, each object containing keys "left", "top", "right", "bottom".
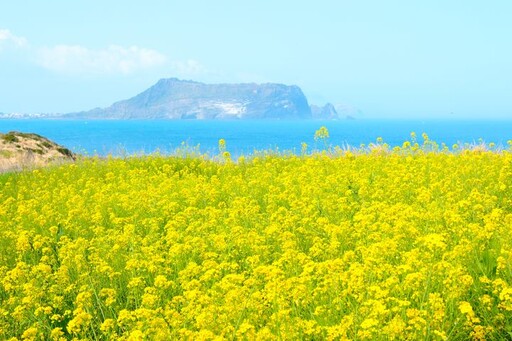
{"left": 0, "top": 29, "right": 27, "bottom": 47}
{"left": 37, "top": 44, "right": 167, "bottom": 75}
{"left": 1, "top": 28, "right": 209, "bottom": 78}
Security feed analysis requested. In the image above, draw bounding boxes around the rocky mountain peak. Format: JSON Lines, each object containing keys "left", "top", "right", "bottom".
{"left": 68, "top": 78, "right": 312, "bottom": 119}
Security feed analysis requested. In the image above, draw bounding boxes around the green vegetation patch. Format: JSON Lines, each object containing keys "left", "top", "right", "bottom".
{"left": 27, "top": 148, "right": 44, "bottom": 155}
{"left": 57, "top": 147, "right": 74, "bottom": 158}
{"left": 0, "top": 150, "right": 14, "bottom": 158}
{"left": 40, "top": 141, "right": 53, "bottom": 149}
{"left": 1, "top": 133, "right": 19, "bottom": 143}
{"left": 15, "top": 132, "right": 45, "bottom": 141}
{"left": 1, "top": 131, "right": 49, "bottom": 144}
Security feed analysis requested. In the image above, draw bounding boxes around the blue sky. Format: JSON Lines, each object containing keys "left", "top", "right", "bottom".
{"left": 1, "top": 1, "right": 511, "bottom": 118}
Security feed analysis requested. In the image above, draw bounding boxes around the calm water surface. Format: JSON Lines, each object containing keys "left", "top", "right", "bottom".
{"left": 1, "top": 119, "right": 511, "bottom": 156}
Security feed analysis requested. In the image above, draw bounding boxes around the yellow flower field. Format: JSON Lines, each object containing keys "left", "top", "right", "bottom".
{"left": 1, "top": 135, "right": 512, "bottom": 340}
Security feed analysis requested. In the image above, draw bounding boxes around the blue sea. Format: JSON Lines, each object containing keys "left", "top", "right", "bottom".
{"left": 1, "top": 119, "right": 512, "bottom": 157}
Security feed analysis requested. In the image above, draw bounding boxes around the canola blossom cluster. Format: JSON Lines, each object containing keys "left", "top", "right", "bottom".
{"left": 1, "top": 134, "right": 512, "bottom": 340}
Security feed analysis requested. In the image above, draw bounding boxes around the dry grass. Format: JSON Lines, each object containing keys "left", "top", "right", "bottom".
{"left": 0, "top": 131, "right": 75, "bottom": 172}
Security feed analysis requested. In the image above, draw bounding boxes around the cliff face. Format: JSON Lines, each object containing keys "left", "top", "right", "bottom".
{"left": 69, "top": 78, "right": 312, "bottom": 119}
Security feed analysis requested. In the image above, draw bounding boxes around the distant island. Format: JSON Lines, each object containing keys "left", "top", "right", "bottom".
{"left": 1, "top": 78, "right": 359, "bottom": 120}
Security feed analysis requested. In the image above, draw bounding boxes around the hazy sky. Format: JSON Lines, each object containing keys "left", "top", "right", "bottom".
{"left": 1, "top": 1, "right": 511, "bottom": 118}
